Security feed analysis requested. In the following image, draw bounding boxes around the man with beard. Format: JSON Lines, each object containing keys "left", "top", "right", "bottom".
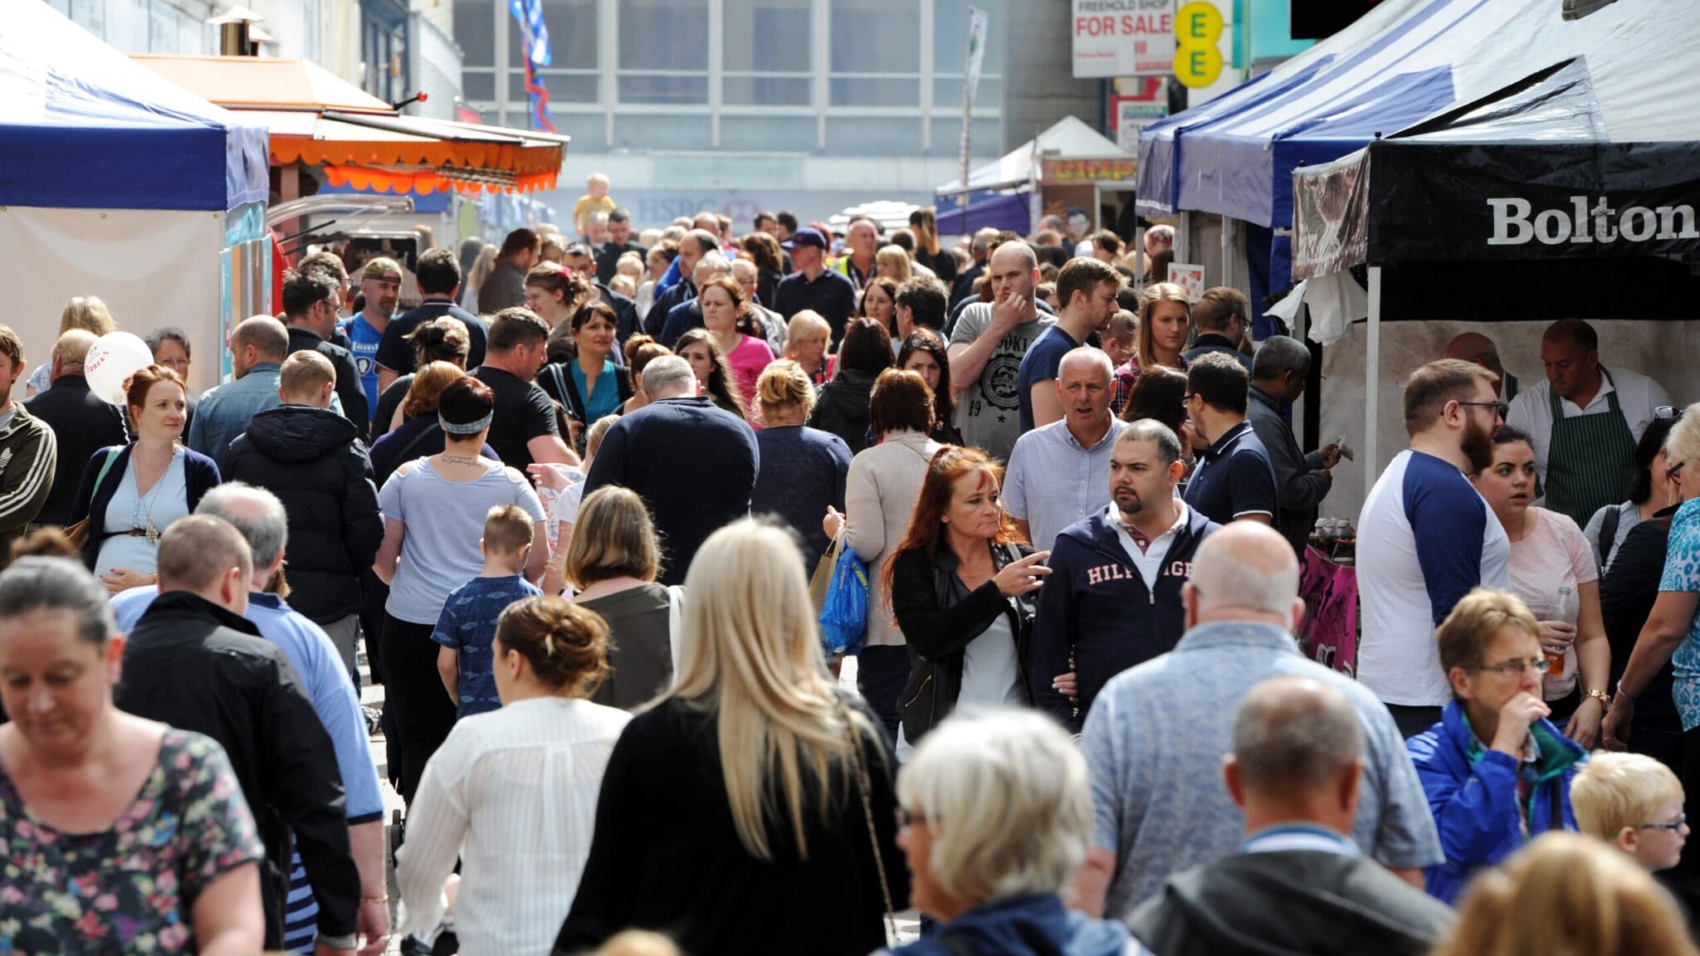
{"left": 1029, "top": 419, "right": 1218, "bottom": 732}
{"left": 1357, "top": 358, "right": 1511, "bottom": 738}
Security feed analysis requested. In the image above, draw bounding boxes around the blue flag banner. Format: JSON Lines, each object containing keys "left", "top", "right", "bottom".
{"left": 508, "top": 0, "right": 557, "bottom": 133}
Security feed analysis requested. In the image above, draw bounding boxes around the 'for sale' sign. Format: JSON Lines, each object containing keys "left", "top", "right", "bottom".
{"left": 1072, "top": 0, "right": 1177, "bottom": 78}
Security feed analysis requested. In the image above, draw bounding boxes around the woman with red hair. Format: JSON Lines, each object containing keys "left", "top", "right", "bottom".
{"left": 884, "top": 446, "right": 1050, "bottom": 758}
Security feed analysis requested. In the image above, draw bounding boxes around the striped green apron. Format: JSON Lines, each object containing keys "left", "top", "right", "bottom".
{"left": 1544, "top": 366, "right": 1636, "bottom": 526}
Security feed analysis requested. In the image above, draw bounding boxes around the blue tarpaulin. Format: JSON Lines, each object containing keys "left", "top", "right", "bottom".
{"left": 0, "top": 2, "right": 269, "bottom": 211}
{"left": 936, "top": 192, "right": 1031, "bottom": 236}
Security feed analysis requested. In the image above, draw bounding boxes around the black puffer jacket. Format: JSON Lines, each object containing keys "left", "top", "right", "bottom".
{"left": 807, "top": 368, "right": 877, "bottom": 454}
{"left": 221, "top": 405, "right": 383, "bottom": 623}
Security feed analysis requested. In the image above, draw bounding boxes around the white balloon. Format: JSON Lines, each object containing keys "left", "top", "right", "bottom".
{"left": 84, "top": 332, "right": 157, "bottom": 405}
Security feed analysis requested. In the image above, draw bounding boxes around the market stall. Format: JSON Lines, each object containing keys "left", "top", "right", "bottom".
{"left": 935, "top": 116, "right": 1136, "bottom": 237}
{"left": 1283, "top": 0, "right": 1700, "bottom": 516}
{"left": 0, "top": 2, "right": 270, "bottom": 390}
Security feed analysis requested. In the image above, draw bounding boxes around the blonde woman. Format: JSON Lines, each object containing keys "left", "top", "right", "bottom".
{"left": 908, "top": 207, "right": 957, "bottom": 284}
{"left": 751, "top": 360, "right": 851, "bottom": 565}
{"left": 26, "top": 295, "right": 118, "bottom": 397}
{"left": 875, "top": 245, "right": 913, "bottom": 283}
{"left": 784, "top": 310, "right": 834, "bottom": 387}
{"left": 1110, "top": 281, "right": 1191, "bottom": 400}
{"left": 556, "top": 520, "right": 907, "bottom": 956}
{"left": 460, "top": 243, "right": 498, "bottom": 313}
{"left": 1432, "top": 832, "right": 1700, "bottom": 956}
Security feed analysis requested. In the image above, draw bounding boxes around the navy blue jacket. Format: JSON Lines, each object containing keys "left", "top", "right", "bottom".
{"left": 69, "top": 443, "right": 221, "bottom": 570}
{"left": 1030, "top": 506, "right": 1218, "bottom": 731}
{"left": 584, "top": 396, "right": 758, "bottom": 585}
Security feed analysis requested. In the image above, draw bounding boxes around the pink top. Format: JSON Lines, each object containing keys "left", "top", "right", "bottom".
{"left": 726, "top": 334, "right": 776, "bottom": 412}
{"left": 1506, "top": 506, "right": 1599, "bottom": 699}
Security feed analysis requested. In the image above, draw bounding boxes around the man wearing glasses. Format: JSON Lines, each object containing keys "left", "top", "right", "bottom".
{"left": 1505, "top": 318, "right": 1671, "bottom": 526}
{"left": 1357, "top": 359, "right": 1513, "bottom": 739}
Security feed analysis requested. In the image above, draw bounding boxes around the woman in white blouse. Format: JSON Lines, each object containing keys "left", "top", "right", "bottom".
{"left": 396, "top": 595, "right": 631, "bottom": 956}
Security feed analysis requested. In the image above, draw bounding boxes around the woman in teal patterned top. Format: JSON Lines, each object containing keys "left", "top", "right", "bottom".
{"left": 0, "top": 556, "right": 264, "bottom": 956}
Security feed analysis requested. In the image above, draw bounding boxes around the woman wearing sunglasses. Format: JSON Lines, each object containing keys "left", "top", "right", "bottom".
{"left": 1407, "top": 588, "right": 1586, "bottom": 905}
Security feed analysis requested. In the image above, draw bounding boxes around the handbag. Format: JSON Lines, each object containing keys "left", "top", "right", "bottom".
{"left": 809, "top": 536, "right": 841, "bottom": 612}
{"left": 818, "top": 543, "right": 870, "bottom": 655}
{"left": 834, "top": 696, "right": 897, "bottom": 947}
{"left": 62, "top": 448, "right": 121, "bottom": 550}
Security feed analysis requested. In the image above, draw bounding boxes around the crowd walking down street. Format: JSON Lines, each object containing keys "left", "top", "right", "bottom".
{"left": 11, "top": 1, "right": 1700, "bottom": 952}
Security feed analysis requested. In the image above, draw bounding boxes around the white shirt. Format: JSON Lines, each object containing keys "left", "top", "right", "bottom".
{"left": 1504, "top": 366, "right": 1670, "bottom": 483}
{"left": 1356, "top": 450, "right": 1512, "bottom": 707}
{"left": 1107, "top": 499, "right": 1191, "bottom": 591}
{"left": 396, "top": 697, "right": 632, "bottom": 956}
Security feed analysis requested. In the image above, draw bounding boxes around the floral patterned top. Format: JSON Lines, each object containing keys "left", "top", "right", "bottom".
{"left": 1662, "top": 498, "right": 1700, "bottom": 731}
{"left": 0, "top": 728, "right": 263, "bottom": 955}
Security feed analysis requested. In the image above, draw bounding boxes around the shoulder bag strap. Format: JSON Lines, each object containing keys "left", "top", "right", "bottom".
{"left": 666, "top": 585, "right": 686, "bottom": 686}
{"left": 834, "top": 696, "right": 897, "bottom": 947}
{"left": 1599, "top": 505, "right": 1622, "bottom": 565}
{"left": 90, "top": 447, "right": 120, "bottom": 504}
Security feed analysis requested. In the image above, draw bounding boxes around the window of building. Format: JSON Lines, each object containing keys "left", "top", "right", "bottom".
{"left": 828, "top": 0, "right": 921, "bottom": 107}
{"left": 617, "top": 0, "right": 709, "bottom": 105}
{"left": 723, "top": 0, "right": 812, "bottom": 107}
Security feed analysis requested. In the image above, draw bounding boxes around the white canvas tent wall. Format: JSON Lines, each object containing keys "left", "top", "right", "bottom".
{"left": 1283, "top": 0, "right": 1700, "bottom": 514}
{"left": 0, "top": 3, "right": 269, "bottom": 393}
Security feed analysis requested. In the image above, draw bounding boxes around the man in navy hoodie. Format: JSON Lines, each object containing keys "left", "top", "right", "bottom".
{"left": 1030, "top": 419, "right": 1218, "bottom": 731}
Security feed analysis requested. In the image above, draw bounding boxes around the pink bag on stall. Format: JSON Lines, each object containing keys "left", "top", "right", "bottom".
{"left": 1297, "top": 547, "right": 1358, "bottom": 678}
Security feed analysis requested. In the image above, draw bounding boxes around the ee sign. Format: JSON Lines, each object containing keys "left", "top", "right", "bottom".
{"left": 1072, "top": 0, "right": 1177, "bottom": 78}
{"left": 1174, "top": 1, "right": 1224, "bottom": 88}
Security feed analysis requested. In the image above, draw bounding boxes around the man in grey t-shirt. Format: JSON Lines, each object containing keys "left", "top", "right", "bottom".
{"left": 948, "top": 241, "right": 1055, "bottom": 463}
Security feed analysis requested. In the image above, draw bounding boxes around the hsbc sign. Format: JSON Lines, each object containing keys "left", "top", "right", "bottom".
{"left": 1488, "top": 196, "right": 1700, "bottom": 246}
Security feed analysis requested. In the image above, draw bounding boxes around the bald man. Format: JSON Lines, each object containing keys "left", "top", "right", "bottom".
{"left": 947, "top": 241, "right": 1056, "bottom": 461}
{"left": 1074, "top": 522, "right": 1441, "bottom": 920}
{"left": 1443, "top": 332, "right": 1517, "bottom": 401}
{"left": 189, "top": 315, "right": 291, "bottom": 459}
{"left": 1129, "top": 677, "right": 1455, "bottom": 956}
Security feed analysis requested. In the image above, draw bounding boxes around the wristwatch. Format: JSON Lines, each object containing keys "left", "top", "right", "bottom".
{"left": 1586, "top": 688, "right": 1612, "bottom": 708}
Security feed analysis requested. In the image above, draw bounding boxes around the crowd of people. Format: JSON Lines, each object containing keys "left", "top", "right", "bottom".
{"left": 1, "top": 190, "right": 1698, "bottom": 956}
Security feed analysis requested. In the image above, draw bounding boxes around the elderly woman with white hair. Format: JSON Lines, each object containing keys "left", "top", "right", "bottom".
{"left": 879, "top": 708, "right": 1132, "bottom": 956}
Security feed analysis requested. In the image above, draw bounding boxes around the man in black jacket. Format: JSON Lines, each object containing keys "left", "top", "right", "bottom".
{"left": 114, "top": 515, "right": 362, "bottom": 954}
{"left": 283, "top": 268, "right": 370, "bottom": 439}
{"left": 25, "top": 329, "right": 126, "bottom": 527}
{"left": 222, "top": 350, "right": 382, "bottom": 680}
{"left": 1245, "top": 336, "right": 1341, "bottom": 556}
{"left": 1030, "top": 420, "right": 1218, "bottom": 731}
{"left": 1129, "top": 676, "right": 1454, "bottom": 956}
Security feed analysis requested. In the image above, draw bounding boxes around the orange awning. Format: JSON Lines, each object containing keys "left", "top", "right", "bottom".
{"left": 133, "top": 55, "right": 567, "bottom": 194}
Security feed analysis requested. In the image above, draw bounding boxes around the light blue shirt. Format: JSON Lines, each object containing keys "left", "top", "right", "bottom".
{"left": 95, "top": 451, "right": 187, "bottom": 576}
{"left": 1081, "top": 620, "right": 1442, "bottom": 919}
{"left": 1003, "top": 417, "right": 1125, "bottom": 553}
{"left": 378, "top": 460, "right": 546, "bottom": 624}
{"left": 188, "top": 362, "right": 282, "bottom": 460}
{"left": 110, "top": 586, "right": 385, "bottom": 821}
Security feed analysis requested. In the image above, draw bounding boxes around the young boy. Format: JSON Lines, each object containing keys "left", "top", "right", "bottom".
{"left": 573, "top": 172, "right": 616, "bottom": 240}
{"left": 434, "top": 504, "right": 544, "bottom": 718}
{"left": 1571, "top": 752, "right": 1689, "bottom": 871}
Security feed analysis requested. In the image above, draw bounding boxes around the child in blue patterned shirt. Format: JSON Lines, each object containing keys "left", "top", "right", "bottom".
{"left": 433, "top": 504, "right": 544, "bottom": 717}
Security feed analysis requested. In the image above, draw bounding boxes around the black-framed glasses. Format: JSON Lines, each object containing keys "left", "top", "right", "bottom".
{"left": 1670, "top": 461, "right": 1687, "bottom": 483}
{"left": 1640, "top": 814, "right": 1688, "bottom": 832}
{"left": 895, "top": 807, "right": 931, "bottom": 829}
{"left": 1656, "top": 405, "right": 1684, "bottom": 421}
{"left": 1474, "top": 657, "right": 1548, "bottom": 678}
{"left": 1457, "top": 400, "right": 1509, "bottom": 418}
